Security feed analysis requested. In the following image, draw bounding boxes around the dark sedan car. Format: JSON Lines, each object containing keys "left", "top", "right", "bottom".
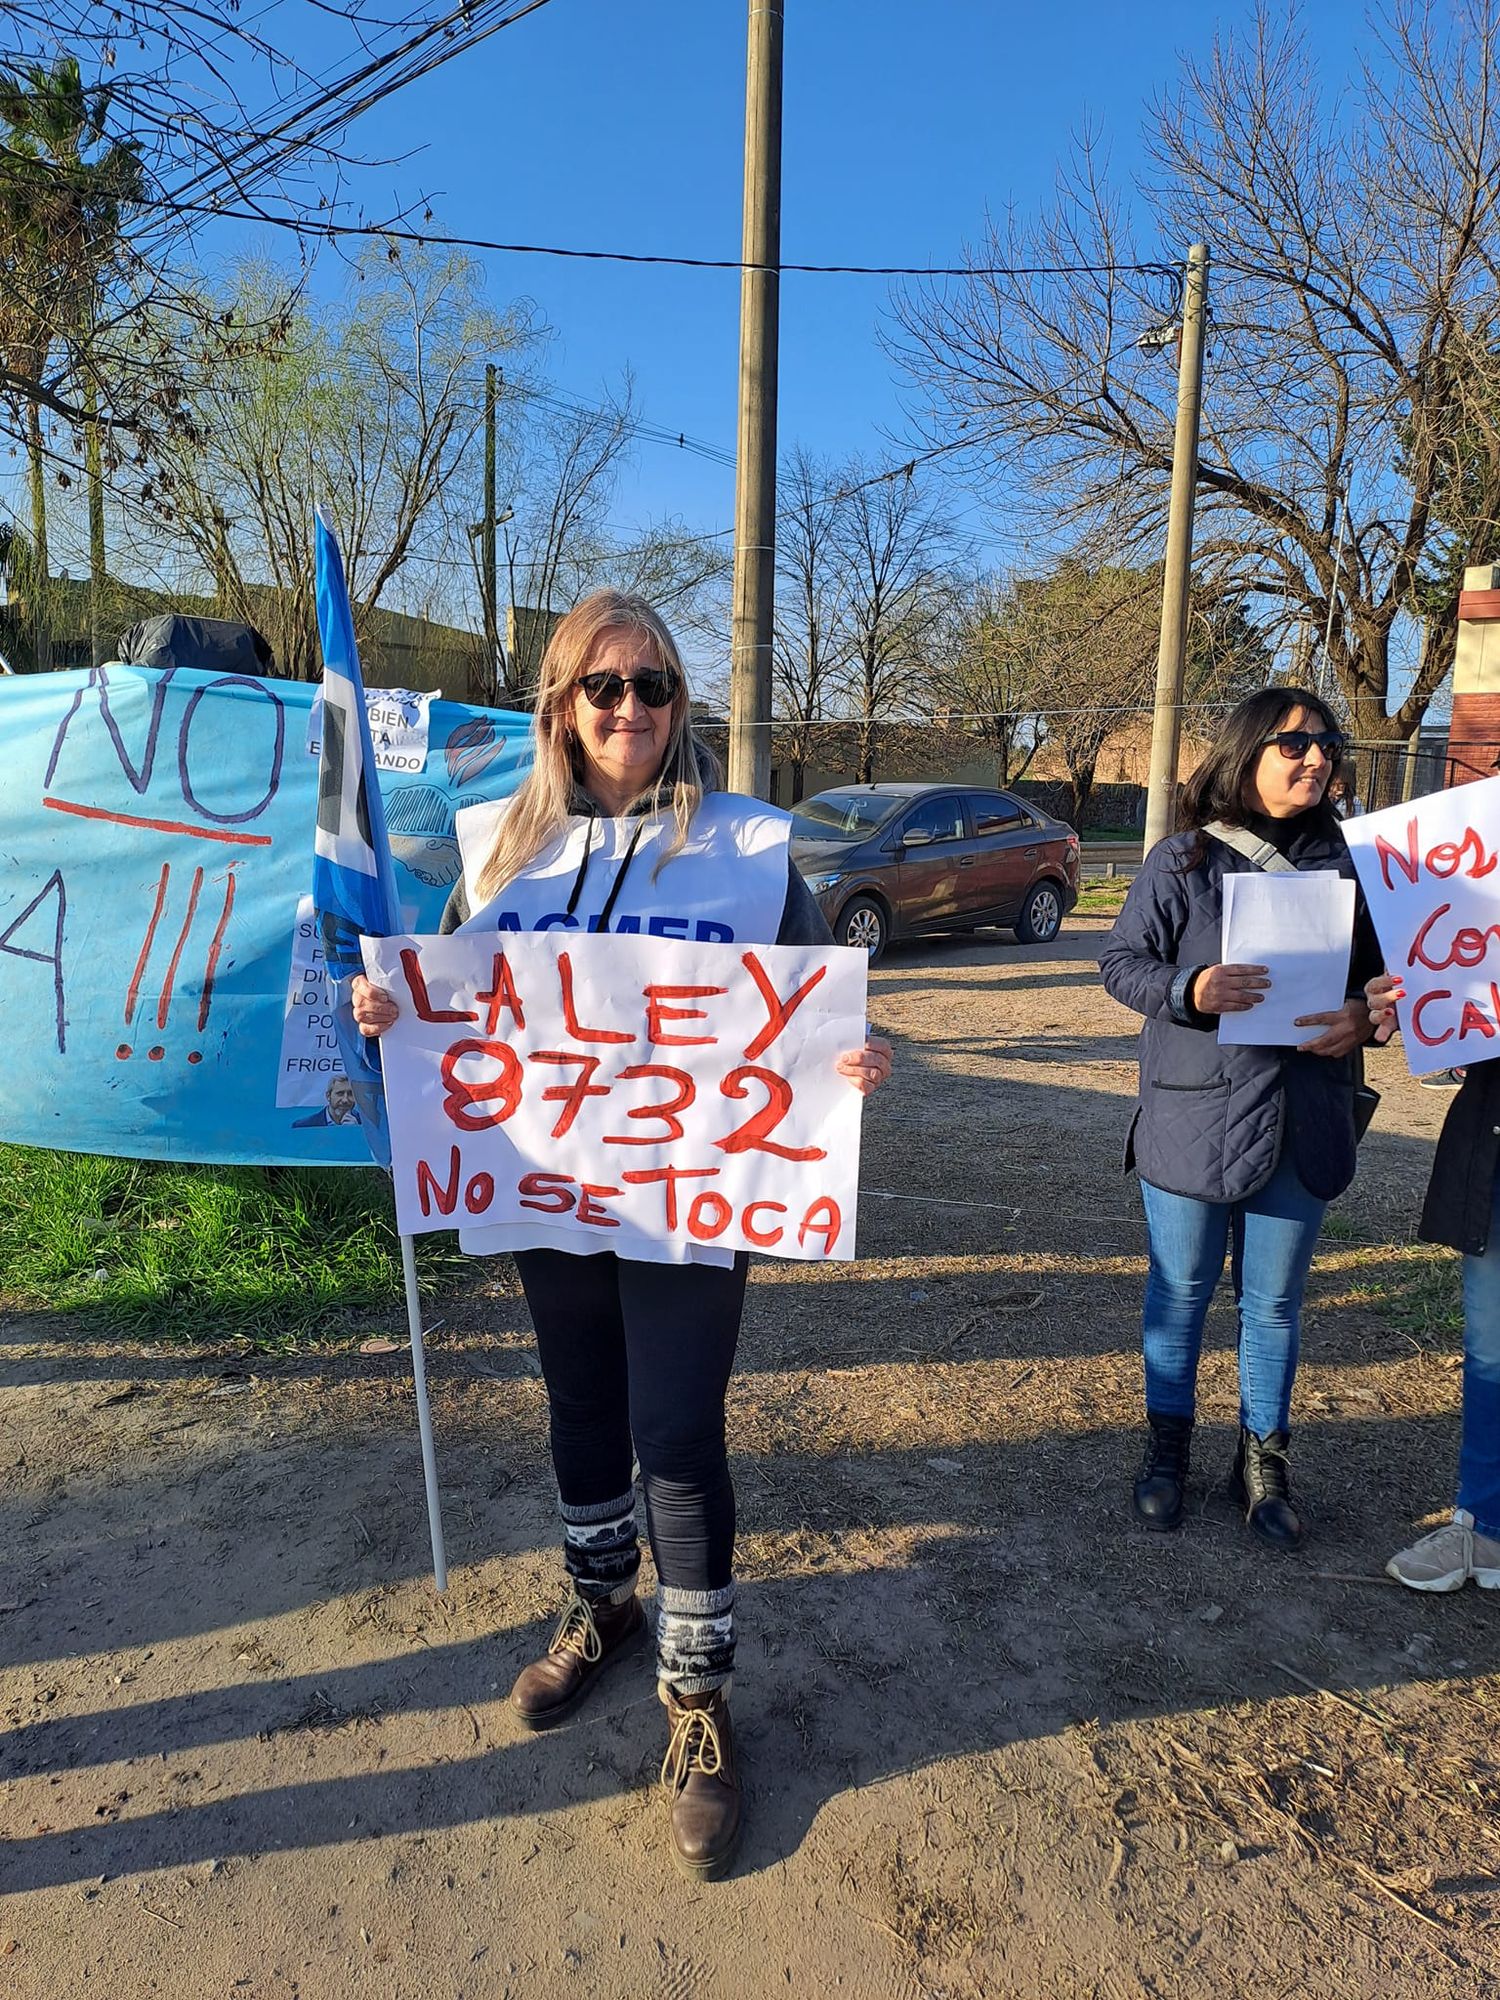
{"left": 790, "top": 781, "right": 1080, "bottom": 961}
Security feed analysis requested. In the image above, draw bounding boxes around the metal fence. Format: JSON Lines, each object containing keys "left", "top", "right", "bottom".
{"left": 1345, "top": 734, "right": 1471, "bottom": 811}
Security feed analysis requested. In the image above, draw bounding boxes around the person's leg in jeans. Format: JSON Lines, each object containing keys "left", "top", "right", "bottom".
{"left": 1458, "top": 1178, "right": 1500, "bottom": 1545}
{"left": 617, "top": 1252, "right": 749, "bottom": 1880}
{"left": 1388, "top": 1176, "right": 1500, "bottom": 1589}
{"left": 1132, "top": 1183, "right": 1232, "bottom": 1528}
{"left": 507, "top": 1250, "right": 646, "bottom": 1728}
{"left": 1229, "top": 1149, "right": 1327, "bottom": 1437}
{"left": 1139, "top": 1182, "right": 1233, "bottom": 1419}
{"left": 1226, "top": 1150, "right": 1326, "bottom": 1546}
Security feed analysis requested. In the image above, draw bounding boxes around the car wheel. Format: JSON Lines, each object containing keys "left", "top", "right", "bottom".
{"left": 836, "top": 896, "right": 888, "bottom": 962}
{"left": 1016, "top": 880, "right": 1064, "bottom": 945}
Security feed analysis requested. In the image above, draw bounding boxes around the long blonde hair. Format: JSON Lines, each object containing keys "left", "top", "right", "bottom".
{"left": 475, "top": 590, "right": 720, "bottom": 903}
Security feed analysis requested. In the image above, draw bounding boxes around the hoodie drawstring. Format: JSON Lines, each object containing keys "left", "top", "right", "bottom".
{"left": 564, "top": 810, "right": 647, "bottom": 933}
{"left": 564, "top": 809, "right": 600, "bottom": 917}
{"left": 596, "top": 819, "right": 647, "bottom": 933}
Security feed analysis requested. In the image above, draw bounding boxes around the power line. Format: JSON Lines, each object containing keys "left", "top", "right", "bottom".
{"left": 290, "top": 348, "right": 738, "bottom": 471}
{"left": 141, "top": 193, "right": 1183, "bottom": 281}
{"left": 133, "top": 0, "right": 557, "bottom": 250}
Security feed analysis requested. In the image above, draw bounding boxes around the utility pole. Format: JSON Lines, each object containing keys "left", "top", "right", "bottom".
{"left": 482, "top": 363, "right": 500, "bottom": 704}
{"left": 1142, "top": 243, "right": 1209, "bottom": 853}
{"left": 727, "top": 0, "right": 784, "bottom": 801}
{"left": 211, "top": 506, "right": 232, "bottom": 614}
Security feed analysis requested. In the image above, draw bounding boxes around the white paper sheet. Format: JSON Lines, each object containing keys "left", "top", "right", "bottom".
{"left": 1217, "top": 871, "right": 1356, "bottom": 1047}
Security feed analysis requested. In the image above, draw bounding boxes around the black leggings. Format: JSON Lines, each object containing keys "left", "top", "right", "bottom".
{"left": 513, "top": 1248, "right": 748, "bottom": 1592}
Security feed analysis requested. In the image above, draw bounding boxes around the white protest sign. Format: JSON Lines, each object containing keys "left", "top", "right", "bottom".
{"left": 1341, "top": 774, "right": 1500, "bottom": 1075}
{"left": 361, "top": 929, "right": 869, "bottom": 1262}
{"left": 1217, "top": 872, "right": 1356, "bottom": 1047}
{"left": 306, "top": 686, "right": 436, "bottom": 772}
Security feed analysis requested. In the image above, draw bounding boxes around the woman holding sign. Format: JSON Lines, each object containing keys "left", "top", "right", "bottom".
{"left": 1099, "top": 689, "right": 1380, "bottom": 1549}
{"left": 353, "top": 590, "right": 892, "bottom": 1880}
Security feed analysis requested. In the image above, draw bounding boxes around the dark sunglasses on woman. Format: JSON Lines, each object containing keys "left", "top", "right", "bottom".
{"left": 576, "top": 669, "right": 678, "bottom": 711}
{"left": 1264, "top": 728, "right": 1347, "bottom": 761}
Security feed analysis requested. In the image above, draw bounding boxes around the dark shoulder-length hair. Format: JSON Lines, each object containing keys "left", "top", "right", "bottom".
{"left": 1175, "top": 684, "right": 1348, "bottom": 865}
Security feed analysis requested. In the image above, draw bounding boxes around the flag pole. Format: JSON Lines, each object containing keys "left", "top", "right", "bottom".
{"left": 397, "top": 1226, "right": 448, "bottom": 1593}
{"left": 311, "top": 506, "right": 451, "bottom": 1598}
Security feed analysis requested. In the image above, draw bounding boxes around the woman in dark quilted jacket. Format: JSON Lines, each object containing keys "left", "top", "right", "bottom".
{"left": 1098, "top": 688, "right": 1381, "bottom": 1548}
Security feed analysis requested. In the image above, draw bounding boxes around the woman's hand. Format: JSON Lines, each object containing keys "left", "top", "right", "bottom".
{"left": 1190, "top": 963, "right": 1270, "bottom": 1015}
{"left": 351, "top": 974, "right": 400, "bottom": 1039}
{"left": 1295, "top": 996, "right": 1375, "bottom": 1058}
{"left": 1364, "top": 971, "right": 1403, "bottom": 1045}
{"left": 835, "top": 1033, "right": 893, "bottom": 1096}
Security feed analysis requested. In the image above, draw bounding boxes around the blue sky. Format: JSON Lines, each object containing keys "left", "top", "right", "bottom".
{"left": 216, "top": 0, "right": 1365, "bottom": 558}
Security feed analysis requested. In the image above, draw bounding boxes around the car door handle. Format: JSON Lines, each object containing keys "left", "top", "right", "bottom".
{"left": 1023, "top": 848, "right": 1037, "bottom": 858}
{"left": 958, "top": 856, "right": 975, "bottom": 868}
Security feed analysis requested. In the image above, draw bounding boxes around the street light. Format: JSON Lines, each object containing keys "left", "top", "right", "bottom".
{"left": 1136, "top": 324, "right": 1179, "bottom": 355}
{"left": 466, "top": 506, "right": 514, "bottom": 538}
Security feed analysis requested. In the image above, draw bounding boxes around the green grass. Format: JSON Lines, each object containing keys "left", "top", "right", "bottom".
{"left": 1074, "top": 880, "right": 1131, "bottom": 915}
{"left": 1338, "top": 1240, "right": 1463, "bottom": 1344}
{"left": 0, "top": 1143, "right": 469, "bottom": 1348}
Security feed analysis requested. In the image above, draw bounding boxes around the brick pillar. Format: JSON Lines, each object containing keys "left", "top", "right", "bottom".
{"left": 1447, "top": 562, "right": 1500, "bottom": 786}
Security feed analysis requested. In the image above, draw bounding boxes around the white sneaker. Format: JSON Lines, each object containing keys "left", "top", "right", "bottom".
{"left": 1386, "top": 1510, "right": 1500, "bottom": 1592}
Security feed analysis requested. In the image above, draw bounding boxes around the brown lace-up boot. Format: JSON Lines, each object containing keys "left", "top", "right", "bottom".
{"left": 509, "top": 1588, "right": 645, "bottom": 1731}
{"left": 660, "top": 1686, "right": 741, "bottom": 1880}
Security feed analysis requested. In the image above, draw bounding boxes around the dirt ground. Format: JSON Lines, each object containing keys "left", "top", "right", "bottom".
{"left": 4, "top": 913, "right": 1500, "bottom": 2000}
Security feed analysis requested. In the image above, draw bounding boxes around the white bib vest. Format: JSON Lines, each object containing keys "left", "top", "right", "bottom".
{"left": 454, "top": 791, "right": 791, "bottom": 947}
{"left": 451, "top": 792, "right": 793, "bottom": 1265}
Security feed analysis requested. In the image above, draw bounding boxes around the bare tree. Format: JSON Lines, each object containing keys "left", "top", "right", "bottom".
{"left": 0, "top": 4, "right": 546, "bottom": 458}
{"left": 893, "top": 1, "right": 1500, "bottom": 749}
{"left": 830, "top": 461, "right": 962, "bottom": 783}
{"left": 154, "top": 245, "right": 533, "bottom": 678}
{"left": 939, "top": 561, "right": 1269, "bottom": 822}
{"left": 934, "top": 576, "right": 1050, "bottom": 786}
{"left": 773, "top": 449, "right": 851, "bottom": 800}
{"left": 464, "top": 380, "right": 733, "bottom": 701}
{"left": 482, "top": 387, "right": 637, "bottom": 697}
{"left": 585, "top": 519, "right": 732, "bottom": 670}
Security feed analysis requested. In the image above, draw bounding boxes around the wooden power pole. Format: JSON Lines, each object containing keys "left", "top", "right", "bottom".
{"left": 482, "top": 362, "right": 500, "bottom": 704}
{"left": 727, "top": 0, "right": 784, "bottom": 801}
{"left": 1142, "top": 243, "right": 1209, "bottom": 853}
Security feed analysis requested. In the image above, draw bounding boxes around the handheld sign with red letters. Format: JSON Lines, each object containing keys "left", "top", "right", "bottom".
{"left": 1342, "top": 775, "right": 1500, "bottom": 1074}
{"left": 361, "top": 930, "right": 869, "bottom": 1262}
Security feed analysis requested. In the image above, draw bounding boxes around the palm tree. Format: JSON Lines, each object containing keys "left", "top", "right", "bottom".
{"left": 0, "top": 55, "right": 143, "bottom": 668}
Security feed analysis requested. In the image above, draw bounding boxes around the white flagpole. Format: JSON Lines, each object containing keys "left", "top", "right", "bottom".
{"left": 397, "top": 1227, "right": 448, "bottom": 1593}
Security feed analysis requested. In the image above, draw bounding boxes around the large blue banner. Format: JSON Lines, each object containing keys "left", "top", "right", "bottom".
{"left": 2, "top": 664, "right": 532, "bottom": 1165}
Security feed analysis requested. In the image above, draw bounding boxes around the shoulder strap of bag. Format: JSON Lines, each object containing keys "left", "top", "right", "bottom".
{"left": 1204, "top": 819, "right": 1299, "bottom": 874}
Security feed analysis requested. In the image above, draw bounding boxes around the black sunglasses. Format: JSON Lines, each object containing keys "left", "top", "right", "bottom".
{"left": 575, "top": 669, "right": 678, "bottom": 712}
{"left": 1264, "top": 728, "right": 1347, "bottom": 762}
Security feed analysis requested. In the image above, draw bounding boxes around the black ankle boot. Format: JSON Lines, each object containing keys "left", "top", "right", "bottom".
{"left": 1229, "top": 1427, "right": 1303, "bottom": 1549}
{"left": 1132, "top": 1411, "right": 1193, "bottom": 1531}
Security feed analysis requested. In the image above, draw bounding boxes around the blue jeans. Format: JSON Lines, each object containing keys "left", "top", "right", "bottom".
{"left": 1459, "top": 1182, "right": 1500, "bottom": 1538}
{"left": 1140, "top": 1150, "right": 1327, "bottom": 1437}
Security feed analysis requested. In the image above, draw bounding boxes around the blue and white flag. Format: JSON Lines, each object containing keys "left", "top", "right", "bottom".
{"left": 312, "top": 511, "right": 401, "bottom": 1165}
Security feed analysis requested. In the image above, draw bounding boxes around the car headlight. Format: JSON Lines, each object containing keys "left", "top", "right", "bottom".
{"left": 804, "top": 873, "right": 842, "bottom": 894}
